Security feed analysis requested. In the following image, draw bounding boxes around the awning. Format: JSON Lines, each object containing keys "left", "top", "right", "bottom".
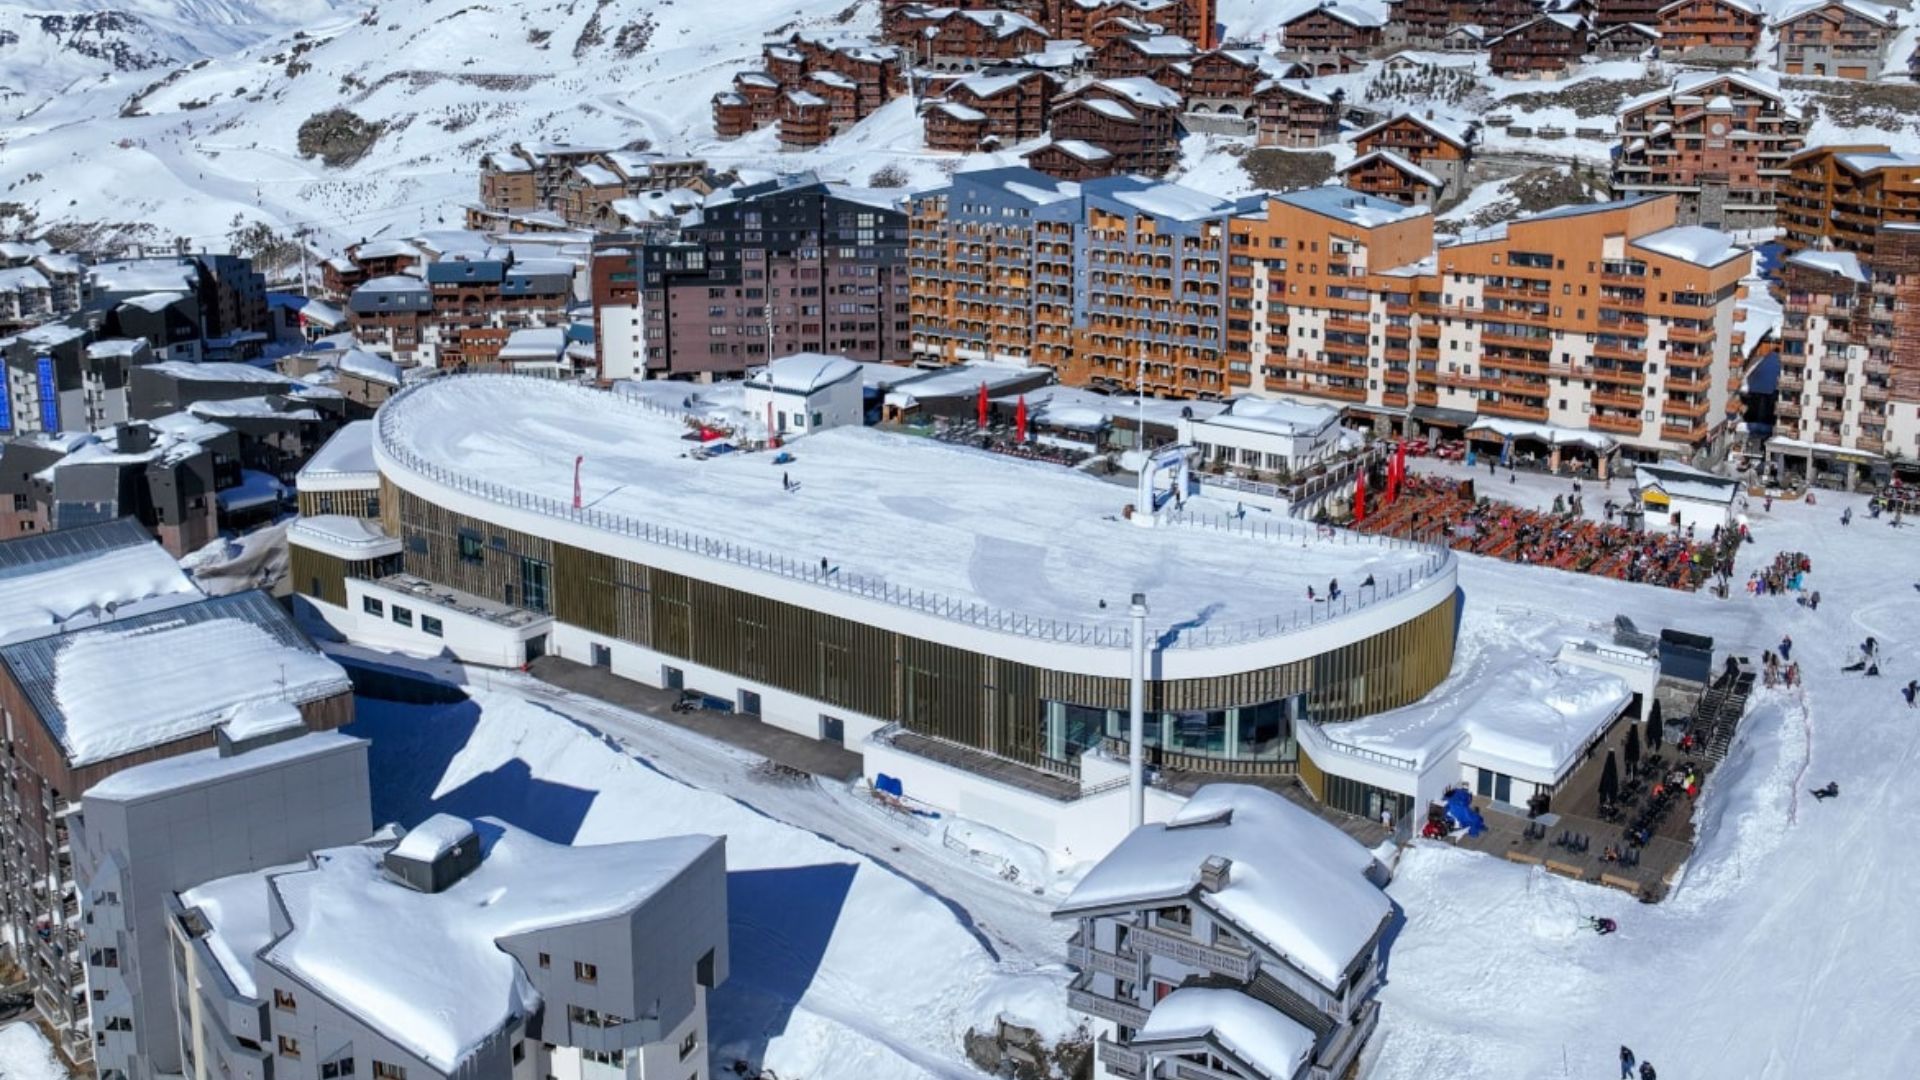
{"left": 1409, "top": 405, "right": 1477, "bottom": 427}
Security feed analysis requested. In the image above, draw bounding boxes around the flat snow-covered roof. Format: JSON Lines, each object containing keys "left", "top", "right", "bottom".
{"left": 298, "top": 421, "right": 378, "bottom": 492}
{"left": 378, "top": 378, "right": 1434, "bottom": 647}
{"left": 1059, "top": 785, "right": 1390, "bottom": 989}
{"left": 84, "top": 730, "right": 362, "bottom": 804}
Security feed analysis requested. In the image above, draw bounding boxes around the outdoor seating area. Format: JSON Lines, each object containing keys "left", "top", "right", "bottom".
{"left": 1355, "top": 475, "right": 1733, "bottom": 591}
{"left": 925, "top": 416, "right": 1094, "bottom": 467}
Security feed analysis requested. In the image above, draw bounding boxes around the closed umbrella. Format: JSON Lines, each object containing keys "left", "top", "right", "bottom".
{"left": 1624, "top": 722, "right": 1641, "bottom": 775}
{"left": 1015, "top": 395, "right": 1028, "bottom": 443}
{"left": 1599, "top": 749, "right": 1620, "bottom": 807}
{"left": 1353, "top": 469, "right": 1368, "bottom": 524}
{"left": 977, "top": 381, "right": 988, "bottom": 429}
{"left": 1647, "top": 699, "right": 1665, "bottom": 750}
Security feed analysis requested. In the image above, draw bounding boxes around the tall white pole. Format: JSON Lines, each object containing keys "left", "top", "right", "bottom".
{"left": 1129, "top": 592, "right": 1148, "bottom": 831}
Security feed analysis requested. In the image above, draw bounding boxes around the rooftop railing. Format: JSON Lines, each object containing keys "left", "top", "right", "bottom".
{"left": 376, "top": 375, "right": 1456, "bottom": 651}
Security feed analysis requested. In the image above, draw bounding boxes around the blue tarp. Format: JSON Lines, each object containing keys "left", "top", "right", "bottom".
{"left": 1445, "top": 788, "right": 1486, "bottom": 837}
{"left": 874, "top": 773, "right": 904, "bottom": 798}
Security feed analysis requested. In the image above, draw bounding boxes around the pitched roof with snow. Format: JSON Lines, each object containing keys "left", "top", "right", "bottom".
{"left": 1339, "top": 149, "right": 1446, "bottom": 190}
{"left": 1086, "top": 75, "right": 1184, "bottom": 110}
{"left": 1135, "top": 988, "right": 1319, "bottom": 1080}
{"left": 1351, "top": 111, "right": 1471, "bottom": 150}
{"left": 1058, "top": 784, "right": 1390, "bottom": 990}
{"left": 746, "top": 352, "right": 863, "bottom": 394}
{"left": 1785, "top": 248, "right": 1867, "bottom": 283}
{"left": 1284, "top": 2, "right": 1386, "bottom": 29}
{"left": 0, "top": 519, "right": 200, "bottom": 647}
{"left": 1630, "top": 225, "right": 1744, "bottom": 269}
{"left": 0, "top": 590, "right": 350, "bottom": 767}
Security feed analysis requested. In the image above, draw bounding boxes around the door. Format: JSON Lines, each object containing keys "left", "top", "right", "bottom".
{"left": 739, "top": 690, "right": 762, "bottom": 716}
{"left": 820, "top": 715, "right": 845, "bottom": 744}
{"left": 663, "top": 665, "right": 684, "bottom": 691}
{"left": 524, "top": 634, "right": 547, "bottom": 662}
{"left": 591, "top": 643, "right": 612, "bottom": 668}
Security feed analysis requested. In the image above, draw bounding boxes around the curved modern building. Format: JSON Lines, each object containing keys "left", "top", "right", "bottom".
{"left": 293, "top": 375, "right": 1459, "bottom": 850}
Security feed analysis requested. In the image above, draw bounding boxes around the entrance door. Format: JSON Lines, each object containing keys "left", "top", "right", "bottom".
{"left": 663, "top": 665, "right": 684, "bottom": 690}
{"left": 820, "top": 715, "right": 846, "bottom": 744}
{"left": 591, "top": 643, "right": 612, "bottom": 668}
{"left": 525, "top": 634, "right": 547, "bottom": 662}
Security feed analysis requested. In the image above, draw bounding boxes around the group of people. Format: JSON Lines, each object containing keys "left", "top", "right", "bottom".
{"left": 1621, "top": 1046, "right": 1658, "bottom": 1080}
{"left": 1761, "top": 649, "right": 1800, "bottom": 690}
{"left": 1746, "top": 550, "right": 1812, "bottom": 597}
{"left": 1361, "top": 475, "right": 1727, "bottom": 591}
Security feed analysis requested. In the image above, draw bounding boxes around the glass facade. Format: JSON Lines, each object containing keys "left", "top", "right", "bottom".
{"left": 1042, "top": 694, "right": 1304, "bottom": 768}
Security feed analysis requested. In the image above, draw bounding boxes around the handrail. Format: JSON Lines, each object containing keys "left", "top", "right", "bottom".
{"left": 1294, "top": 717, "right": 1422, "bottom": 773}
{"left": 374, "top": 375, "right": 1459, "bottom": 651}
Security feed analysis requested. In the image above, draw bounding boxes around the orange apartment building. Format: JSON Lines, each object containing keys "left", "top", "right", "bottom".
{"left": 1771, "top": 0, "right": 1898, "bottom": 79}
{"left": 1252, "top": 80, "right": 1341, "bottom": 147}
{"left": 923, "top": 70, "right": 1056, "bottom": 151}
{"left": 1611, "top": 72, "right": 1805, "bottom": 230}
{"left": 1655, "top": 0, "right": 1763, "bottom": 59}
{"left": 911, "top": 168, "right": 1748, "bottom": 456}
{"left": 1489, "top": 14, "right": 1591, "bottom": 78}
{"left": 1778, "top": 145, "right": 1920, "bottom": 258}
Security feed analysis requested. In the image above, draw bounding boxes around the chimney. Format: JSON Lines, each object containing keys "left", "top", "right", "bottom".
{"left": 115, "top": 422, "right": 153, "bottom": 454}
{"left": 1200, "top": 854, "right": 1232, "bottom": 893}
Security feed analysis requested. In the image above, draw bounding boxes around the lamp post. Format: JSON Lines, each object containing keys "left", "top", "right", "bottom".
{"left": 1129, "top": 592, "right": 1148, "bottom": 831}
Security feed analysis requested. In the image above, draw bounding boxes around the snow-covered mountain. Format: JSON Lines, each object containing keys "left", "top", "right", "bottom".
{"left": 0, "top": 0, "right": 930, "bottom": 248}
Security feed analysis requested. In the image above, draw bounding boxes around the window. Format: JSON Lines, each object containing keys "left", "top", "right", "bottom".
{"left": 538, "top": 951, "right": 551, "bottom": 968}
{"left": 373, "top": 1062, "right": 406, "bottom": 1080}
{"left": 458, "top": 530, "right": 485, "bottom": 564}
{"left": 392, "top": 605, "right": 414, "bottom": 629}
{"left": 680, "top": 1031, "right": 700, "bottom": 1060}
{"left": 422, "top": 615, "right": 444, "bottom": 638}
{"left": 362, "top": 596, "right": 384, "bottom": 617}
{"left": 520, "top": 557, "right": 551, "bottom": 614}
{"left": 322, "top": 1060, "right": 357, "bottom": 1078}
{"left": 574, "top": 960, "right": 598, "bottom": 983}
{"left": 274, "top": 989, "right": 296, "bottom": 1012}
{"left": 280, "top": 1036, "right": 301, "bottom": 1058}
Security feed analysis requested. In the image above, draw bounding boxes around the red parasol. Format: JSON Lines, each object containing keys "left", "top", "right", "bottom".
{"left": 1015, "top": 395, "right": 1028, "bottom": 443}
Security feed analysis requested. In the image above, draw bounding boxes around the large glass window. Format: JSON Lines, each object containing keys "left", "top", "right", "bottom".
{"left": 1169, "top": 710, "right": 1227, "bottom": 755}
{"left": 519, "top": 557, "right": 551, "bottom": 613}
{"left": 1044, "top": 702, "right": 1108, "bottom": 765}
{"left": 1237, "top": 700, "right": 1290, "bottom": 761}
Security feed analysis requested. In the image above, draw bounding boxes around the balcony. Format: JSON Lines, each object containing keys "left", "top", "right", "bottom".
{"left": 1593, "top": 389, "right": 1646, "bottom": 410}
{"left": 1817, "top": 406, "right": 1847, "bottom": 424}
{"left": 1819, "top": 354, "right": 1851, "bottom": 374}
{"left": 1590, "top": 413, "right": 1644, "bottom": 435}
{"left": 1096, "top": 1037, "right": 1144, "bottom": 1078}
{"left": 1857, "top": 434, "right": 1886, "bottom": 453}
{"left": 1130, "top": 922, "right": 1258, "bottom": 981}
{"left": 1068, "top": 979, "right": 1150, "bottom": 1028}
{"left": 1661, "top": 422, "right": 1707, "bottom": 444}
{"left": 1480, "top": 398, "right": 1548, "bottom": 421}
{"left": 1777, "top": 373, "right": 1804, "bottom": 394}
{"left": 1777, "top": 400, "right": 1802, "bottom": 419}
{"left": 1862, "top": 383, "right": 1890, "bottom": 403}
{"left": 1067, "top": 931, "right": 1140, "bottom": 980}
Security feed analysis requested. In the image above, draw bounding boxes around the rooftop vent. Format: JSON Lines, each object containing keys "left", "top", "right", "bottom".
{"left": 115, "top": 423, "right": 153, "bottom": 455}
{"left": 383, "top": 814, "right": 482, "bottom": 893}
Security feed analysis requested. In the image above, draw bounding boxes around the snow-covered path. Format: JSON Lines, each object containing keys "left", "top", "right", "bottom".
{"left": 1368, "top": 488, "right": 1920, "bottom": 1079}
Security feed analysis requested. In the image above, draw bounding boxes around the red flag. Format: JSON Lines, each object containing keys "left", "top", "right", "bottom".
{"left": 1354, "top": 469, "right": 1367, "bottom": 524}
{"left": 977, "top": 381, "right": 988, "bottom": 429}
{"left": 1015, "top": 395, "right": 1028, "bottom": 443}
{"left": 1391, "top": 441, "right": 1407, "bottom": 502}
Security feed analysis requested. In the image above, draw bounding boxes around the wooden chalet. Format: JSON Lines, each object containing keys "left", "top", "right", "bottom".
{"left": 1772, "top": 0, "right": 1898, "bottom": 79}
{"left": 1093, "top": 33, "right": 1198, "bottom": 80}
{"left": 1655, "top": 0, "right": 1762, "bottom": 57}
{"left": 1280, "top": 3, "right": 1386, "bottom": 63}
{"left": 1489, "top": 14, "right": 1591, "bottom": 78}
{"left": 923, "top": 70, "right": 1055, "bottom": 151}
{"left": 1252, "top": 80, "right": 1341, "bottom": 147}
{"left": 1023, "top": 138, "right": 1119, "bottom": 180}
{"left": 1046, "top": 77, "right": 1184, "bottom": 176}
{"left": 1339, "top": 149, "right": 1447, "bottom": 207}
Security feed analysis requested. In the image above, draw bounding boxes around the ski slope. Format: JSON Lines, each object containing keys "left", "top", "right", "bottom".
{"left": 1367, "top": 481, "right": 1920, "bottom": 1079}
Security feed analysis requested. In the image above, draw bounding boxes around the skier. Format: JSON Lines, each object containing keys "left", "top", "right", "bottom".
{"left": 1640, "top": 1063, "right": 1658, "bottom": 1080}
{"left": 1842, "top": 506, "right": 1853, "bottom": 526}
{"left": 1903, "top": 680, "right": 1917, "bottom": 708}
{"left": 1811, "top": 781, "right": 1840, "bottom": 801}
{"left": 1779, "top": 635, "right": 1793, "bottom": 661}
{"left": 782, "top": 471, "right": 791, "bottom": 491}
{"left": 1620, "top": 1046, "right": 1637, "bottom": 1080}
{"left": 1809, "top": 590, "right": 1820, "bottom": 611}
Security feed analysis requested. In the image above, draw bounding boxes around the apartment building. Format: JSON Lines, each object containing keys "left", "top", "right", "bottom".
{"left": 1778, "top": 145, "right": 1920, "bottom": 258}
{"left": 911, "top": 169, "right": 1747, "bottom": 457}
{"left": 1056, "top": 786, "right": 1392, "bottom": 1080}
{"left": 923, "top": 70, "right": 1057, "bottom": 151}
{"left": 1489, "top": 14, "right": 1591, "bottom": 78}
{"left": 319, "top": 240, "right": 424, "bottom": 301}
{"left": 551, "top": 153, "right": 711, "bottom": 231}
{"left": 476, "top": 143, "right": 652, "bottom": 213}
{"left": 1592, "top": 0, "right": 1669, "bottom": 30}
{"left": 712, "top": 33, "right": 902, "bottom": 142}
{"left": 1772, "top": 240, "right": 1920, "bottom": 486}
{"left": 910, "top": 8, "right": 1051, "bottom": 70}
{"left": 1655, "top": 0, "right": 1763, "bottom": 59}
{"left": 1093, "top": 33, "right": 1197, "bottom": 79}
{"left": 422, "top": 256, "right": 576, "bottom": 368}
{"left": 168, "top": 815, "right": 728, "bottom": 1080}
{"left": 1337, "top": 152, "right": 1449, "bottom": 208}
{"left": 1047, "top": 0, "right": 1217, "bottom": 51}
{"left": 592, "top": 174, "right": 908, "bottom": 379}
{"left": 1612, "top": 72, "right": 1805, "bottom": 230}
{"left": 0, "top": 558, "right": 352, "bottom": 1067}
{"left": 1592, "top": 21, "right": 1662, "bottom": 56}
{"left": 1772, "top": 0, "right": 1898, "bottom": 78}
{"left": 77, "top": 720, "right": 372, "bottom": 1080}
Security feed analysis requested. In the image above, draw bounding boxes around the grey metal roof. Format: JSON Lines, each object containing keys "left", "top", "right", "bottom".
{"left": 0, "top": 517, "right": 151, "bottom": 580}
{"left": 0, "top": 590, "right": 325, "bottom": 759}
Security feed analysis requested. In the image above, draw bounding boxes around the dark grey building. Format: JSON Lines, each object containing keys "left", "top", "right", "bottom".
{"left": 77, "top": 725, "right": 373, "bottom": 1080}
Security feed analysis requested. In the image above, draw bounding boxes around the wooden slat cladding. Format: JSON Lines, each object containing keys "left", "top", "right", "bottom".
{"left": 392, "top": 487, "right": 552, "bottom": 608}
{"left": 297, "top": 489, "right": 379, "bottom": 519}
{"left": 290, "top": 545, "right": 349, "bottom": 606}
{"left": 394, "top": 487, "right": 1458, "bottom": 772}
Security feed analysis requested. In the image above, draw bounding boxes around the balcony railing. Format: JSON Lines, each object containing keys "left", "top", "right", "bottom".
{"left": 1068, "top": 980, "right": 1150, "bottom": 1028}
{"left": 1131, "top": 922, "right": 1258, "bottom": 981}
